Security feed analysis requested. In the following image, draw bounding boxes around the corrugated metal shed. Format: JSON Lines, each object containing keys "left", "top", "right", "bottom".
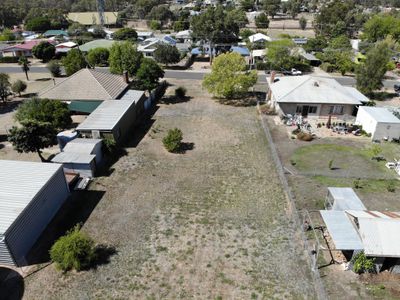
{"left": 357, "top": 218, "right": 400, "bottom": 257}
{"left": 63, "top": 138, "right": 102, "bottom": 154}
{"left": 51, "top": 152, "right": 96, "bottom": 164}
{"left": 346, "top": 210, "right": 400, "bottom": 219}
{"left": 0, "top": 160, "right": 63, "bottom": 235}
{"left": 320, "top": 210, "right": 364, "bottom": 250}
{"left": 120, "top": 90, "right": 145, "bottom": 103}
{"left": 358, "top": 107, "right": 400, "bottom": 124}
{"left": 77, "top": 99, "right": 135, "bottom": 131}
{"left": 328, "top": 187, "right": 366, "bottom": 211}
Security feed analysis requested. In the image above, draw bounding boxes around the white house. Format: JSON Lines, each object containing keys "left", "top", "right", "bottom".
{"left": 248, "top": 33, "right": 271, "bottom": 43}
{"left": 355, "top": 107, "right": 400, "bottom": 141}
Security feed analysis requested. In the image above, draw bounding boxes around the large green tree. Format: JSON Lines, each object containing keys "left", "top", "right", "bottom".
{"left": 8, "top": 120, "right": 56, "bottom": 162}
{"left": 154, "top": 44, "right": 181, "bottom": 66}
{"left": 87, "top": 47, "right": 110, "bottom": 67}
{"left": 356, "top": 41, "right": 392, "bottom": 95}
{"left": 135, "top": 58, "right": 165, "bottom": 92}
{"left": 262, "top": 0, "right": 281, "bottom": 18}
{"left": 203, "top": 52, "right": 257, "bottom": 99}
{"left": 62, "top": 49, "right": 87, "bottom": 76}
{"left": 32, "top": 42, "right": 56, "bottom": 62}
{"left": 113, "top": 28, "right": 138, "bottom": 41}
{"left": 109, "top": 42, "right": 143, "bottom": 76}
{"left": 0, "top": 73, "right": 11, "bottom": 102}
{"left": 25, "top": 16, "right": 51, "bottom": 32}
{"left": 15, "top": 98, "right": 72, "bottom": 129}
{"left": 362, "top": 14, "right": 400, "bottom": 42}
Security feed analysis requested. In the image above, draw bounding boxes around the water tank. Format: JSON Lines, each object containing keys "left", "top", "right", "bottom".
{"left": 57, "top": 130, "right": 78, "bottom": 150}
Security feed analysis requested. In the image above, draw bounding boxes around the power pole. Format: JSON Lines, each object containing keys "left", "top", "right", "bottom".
{"left": 97, "top": 0, "right": 106, "bottom": 26}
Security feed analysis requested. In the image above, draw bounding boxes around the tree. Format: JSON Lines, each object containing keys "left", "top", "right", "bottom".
{"left": 87, "top": 48, "right": 110, "bottom": 67}
{"left": 0, "top": 29, "right": 15, "bottom": 41}
{"left": 135, "top": 58, "right": 164, "bottom": 92}
{"left": 0, "top": 73, "right": 11, "bottom": 102}
{"left": 25, "top": 16, "right": 51, "bottom": 32}
{"left": 113, "top": 28, "right": 138, "bottom": 41}
{"left": 154, "top": 44, "right": 181, "bottom": 66}
{"left": 11, "top": 80, "right": 27, "bottom": 96}
{"left": 109, "top": 42, "right": 143, "bottom": 76}
{"left": 8, "top": 120, "right": 56, "bottom": 161}
{"left": 32, "top": 41, "right": 55, "bottom": 62}
{"left": 15, "top": 98, "right": 72, "bottom": 129}
{"left": 62, "top": 49, "right": 87, "bottom": 76}
{"left": 149, "top": 20, "right": 162, "bottom": 31}
{"left": 299, "top": 16, "right": 307, "bottom": 30}
{"left": 91, "top": 25, "right": 106, "bottom": 38}
{"left": 240, "top": 0, "right": 254, "bottom": 11}
{"left": 173, "top": 21, "right": 188, "bottom": 32}
{"left": 50, "top": 225, "right": 96, "bottom": 272}
{"left": 163, "top": 128, "right": 183, "bottom": 153}
{"left": 255, "top": 13, "right": 270, "bottom": 29}
{"left": 303, "top": 36, "right": 328, "bottom": 52}
{"left": 47, "top": 60, "right": 61, "bottom": 77}
{"left": 329, "top": 35, "right": 352, "bottom": 50}
{"left": 263, "top": 0, "right": 281, "bottom": 18}
{"left": 286, "top": 0, "right": 301, "bottom": 19}
{"left": 356, "top": 41, "right": 391, "bottom": 95}
{"left": 362, "top": 14, "right": 400, "bottom": 42}
{"left": 147, "top": 5, "right": 174, "bottom": 25}
{"left": 67, "top": 23, "right": 87, "bottom": 37}
{"left": 266, "top": 39, "right": 296, "bottom": 70}
{"left": 203, "top": 52, "right": 257, "bottom": 99}
{"left": 18, "top": 56, "right": 30, "bottom": 81}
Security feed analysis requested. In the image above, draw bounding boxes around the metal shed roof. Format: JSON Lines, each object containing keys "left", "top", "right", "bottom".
{"left": 63, "top": 138, "right": 102, "bottom": 154}
{"left": 120, "top": 90, "right": 145, "bottom": 103}
{"left": 51, "top": 152, "right": 95, "bottom": 164}
{"left": 357, "top": 218, "right": 400, "bottom": 257}
{"left": 320, "top": 210, "right": 364, "bottom": 250}
{"left": 328, "top": 187, "right": 366, "bottom": 211}
{"left": 77, "top": 99, "right": 135, "bottom": 131}
{"left": 0, "top": 160, "right": 63, "bottom": 235}
{"left": 358, "top": 107, "right": 400, "bottom": 124}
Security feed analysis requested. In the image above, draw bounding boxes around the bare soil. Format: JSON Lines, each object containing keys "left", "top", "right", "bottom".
{"left": 22, "top": 80, "right": 316, "bottom": 299}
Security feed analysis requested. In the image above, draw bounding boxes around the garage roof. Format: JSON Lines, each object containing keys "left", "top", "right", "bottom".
{"left": 328, "top": 187, "right": 366, "bottom": 211}
{"left": 358, "top": 107, "right": 400, "bottom": 124}
{"left": 63, "top": 138, "right": 102, "bottom": 154}
{"left": 0, "top": 160, "right": 63, "bottom": 235}
{"left": 51, "top": 152, "right": 96, "bottom": 164}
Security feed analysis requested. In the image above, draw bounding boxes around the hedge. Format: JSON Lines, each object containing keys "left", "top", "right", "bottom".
{"left": 0, "top": 56, "right": 20, "bottom": 63}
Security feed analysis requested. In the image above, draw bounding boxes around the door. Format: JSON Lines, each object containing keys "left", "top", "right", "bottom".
{"left": 302, "top": 105, "right": 309, "bottom": 117}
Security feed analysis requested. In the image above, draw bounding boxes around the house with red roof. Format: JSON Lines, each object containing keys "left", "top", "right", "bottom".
{"left": 1, "top": 40, "right": 55, "bottom": 57}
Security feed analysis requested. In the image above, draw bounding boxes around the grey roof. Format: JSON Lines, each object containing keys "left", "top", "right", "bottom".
{"left": 343, "top": 87, "right": 369, "bottom": 103}
{"left": 51, "top": 152, "right": 96, "bottom": 164}
{"left": 269, "top": 75, "right": 364, "bottom": 105}
{"left": 39, "top": 68, "right": 128, "bottom": 101}
{"left": 77, "top": 99, "right": 135, "bottom": 131}
{"left": 120, "top": 90, "right": 145, "bottom": 103}
{"left": 63, "top": 138, "right": 102, "bottom": 154}
{"left": 359, "top": 107, "right": 400, "bottom": 124}
{"left": 320, "top": 210, "right": 364, "bottom": 250}
{"left": 328, "top": 187, "right": 366, "bottom": 211}
{"left": 301, "top": 52, "right": 320, "bottom": 61}
{"left": 0, "top": 160, "right": 63, "bottom": 235}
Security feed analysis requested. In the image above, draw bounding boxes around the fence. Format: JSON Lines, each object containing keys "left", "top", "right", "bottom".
{"left": 258, "top": 103, "right": 327, "bottom": 300}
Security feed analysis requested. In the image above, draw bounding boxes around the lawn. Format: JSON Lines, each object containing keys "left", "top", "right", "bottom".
{"left": 23, "top": 80, "right": 316, "bottom": 299}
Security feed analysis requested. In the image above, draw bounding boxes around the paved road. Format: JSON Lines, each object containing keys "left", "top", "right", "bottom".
{"left": 0, "top": 66, "right": 398, "bottom": 88}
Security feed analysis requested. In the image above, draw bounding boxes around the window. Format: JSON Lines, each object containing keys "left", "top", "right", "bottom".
{"left": 308, "top": 106, "right": 317, "bottom": 114}
{"left": 329, "top": 105, "right": 344, "bottom": 115}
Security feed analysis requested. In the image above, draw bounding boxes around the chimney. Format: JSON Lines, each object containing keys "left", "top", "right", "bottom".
{"left": 123, "top": 71, "right": 129, "bottom": 84}
{"left": 270, "top": 71, "right": 276, "bottom": 83}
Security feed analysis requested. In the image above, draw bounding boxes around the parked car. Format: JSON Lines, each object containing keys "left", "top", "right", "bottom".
{"left": 282, "top": 68, "right": 302, "bottom": 76}
{"left": 394, "top": 84, "right": 400, "bottom": 95}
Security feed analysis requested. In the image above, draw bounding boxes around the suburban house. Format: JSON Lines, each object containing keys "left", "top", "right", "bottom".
{"left": 137, "top": 31, "right": 154, "bottom": 41}
{"left": 267, "top": 75, "right": 368, "bottom": 120}
{"left": 0, "top": 160, "right": 70, "bottom": 266}
{"left": 138, "top": 36, "right": 177, "bottom": 57}
{"left": 1, "top": 40, "right": 55, "bottom": 57}
{"left": 55, "top": 41, "right": 77, "bottom": 54}
{"left": 67, "top": 12, "right": 118, "bottom": 26}
{"left": 355, "top": 107, "right": 400, "bottom": 141}
{"left": 319, "top": 187, "right": 400, "bottom": 273}
{"left": 248, "top": 33, "right": 271, "bottom": 43}
{"left": 38, "top": 68, "right": 130, "bottom": 113}
{"left": 43, "top": 30, "right": 69, "bottom": 38}
{"left": 77, "top": 97, "right": 143, "bottom": 143}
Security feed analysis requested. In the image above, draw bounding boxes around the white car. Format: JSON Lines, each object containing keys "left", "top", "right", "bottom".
{"left": 291, "top": 68, "right": 302, "bottom": 76}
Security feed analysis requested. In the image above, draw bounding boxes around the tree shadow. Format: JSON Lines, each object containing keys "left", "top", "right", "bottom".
{"left": 368, "top": 91, "right": 398, "bottom": 101}
{"left": 0, "top": 267, "right": 24, "bottom": 300}
{"left": 0, "top": 100, "right": 22, "bottom": 114}
{"left": 85, "top": 244, "right": 118, "bottom": 271}
{"left": 34, "top": 78, "right": 52, "bottom": 82}
{"left": 179, "top": 142, "right": 195, "bottom": 154}
{"left": 25, "top": 190, "right": 106, "bottom": 266}
{"left": 159, "top": 95, "right": 192, "bottom": 105}
{"left": 19, "top": 93, "right": 37, "bottom": 98}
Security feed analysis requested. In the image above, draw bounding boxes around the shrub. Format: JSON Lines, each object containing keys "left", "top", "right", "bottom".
{"left": 320, "top": 62, "right": 335, "bottom": 73}
{"left": 11, "top": 80, "right": 27, "bottom": 96}
{"left": 352, "top": 252, "right": 375, "bottom": 274}
{"left": 0, "top": 57, "right": 19, "bottom": 63}
{"left": 328, "top": 159, "right": 334, "bottom": 170}
{"left": 175, "top": 86, "right": 186, "bottom": 99}
{"left": 387, "top": 181, "right": 396, "bottom": 192}
{"left": 149, "top": 20, "right": 162, "bottom": 31}
{"left": 297, "top": 132, "right": 313, "bottom": 141}
{"left": 50, "top": 225, "right": 96, "bottom": 272}
{"left": 47, "top": 60, "right": 61, "bottom": 77}
{"left": 353, "top": 178, "right": 362, "bottom": 189}
{"left": 163, "top": 128, "right": 183, "bottom": 153}
{"left": 102, "top": 137, "right": 117, "bottom": 155}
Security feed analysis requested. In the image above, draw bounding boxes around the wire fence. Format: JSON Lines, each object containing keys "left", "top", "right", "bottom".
{"left": 258, "top": 103, "right": 327, "bottom": 300}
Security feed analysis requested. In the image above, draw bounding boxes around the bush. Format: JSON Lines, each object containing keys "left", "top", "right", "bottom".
{"left": 149, "top": 20, "right": 162, "bottom": 31}
{"left": 328, "top": 159, "right": 334, "bottom": 170}
{"left": 255, "top": 62, "right": 270, "bottom": 70}
{"left": 353, "top": 178, "right": 362, "bottom": 189}
{"left": 50, "top": 225, "right": 96, "bottom": 272}
{"left": 11, "top": 80, "right": 27, "bottom": 96}
{"left": 163, "top": 128, "right": 183, "bottom": 153}
{"left": 297, "top": 132, "right": 313, "bottom": 141}
{"left": 175, "top": 86, "right": 186, "bottom": 99}
{"left": 352, "top": 252, "right": 375, "bottom": 274}
{"left": 87, "top": 47, "right": 110, "bottom": 67}
{"left": 47, "top": 60, "right": 61, "bottom": 77}
{"left": 320, "top": 62, "right": 335, "bottom": 73}
{"left": 387, "top": 181, "right": 396, "bottom": 192}
{"left": 0, "top": 57, "right": 19, "bottom": 63}
{"left": 102, "top": 137, "right": 117, "bottom": 155}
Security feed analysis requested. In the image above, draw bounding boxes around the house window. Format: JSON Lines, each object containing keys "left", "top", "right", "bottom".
{"left": 308, "top": 106, "right": 318, "bottom": 114}
{"left": 329, "top": 105, "right": 344, "bottom": 115}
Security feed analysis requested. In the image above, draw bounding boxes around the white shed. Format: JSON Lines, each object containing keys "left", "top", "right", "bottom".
{"left": 356, "top": 107, "right": 400, "bottom": 141}
{"left": 0, "top": 160, "right": 69, "bottom": 266}
{"left": 51, "top": 152, "right": 96, "bottom": 178}
{"left": 63, "top": 138, "right": 103, "bottom": 165}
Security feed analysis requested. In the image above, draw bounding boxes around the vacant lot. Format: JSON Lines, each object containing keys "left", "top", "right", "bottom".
{"left": 267, "top": 116, "right": 400, "bottom": 298}
{"left": 23, "top": 80, "right": 315, "bottom": 299}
